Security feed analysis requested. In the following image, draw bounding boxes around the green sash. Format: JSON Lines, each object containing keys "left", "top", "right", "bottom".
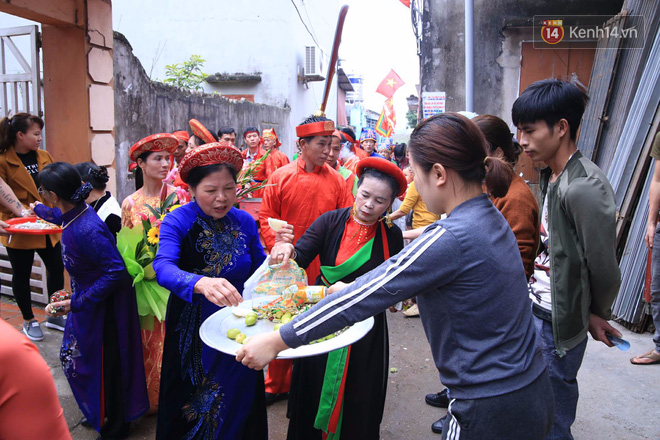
{"left": 315, "top": 235, "right": 377, "bottom": 439}
{"left": 319, "top": 236, "right": 374, "bottom": 286}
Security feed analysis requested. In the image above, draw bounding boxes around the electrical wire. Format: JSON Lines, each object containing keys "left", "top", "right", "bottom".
{"left": 290, "top": 0, "right": 327, "bottom": 56}
{"left": 301, "top": 0, "right": 323, "bottom": 49}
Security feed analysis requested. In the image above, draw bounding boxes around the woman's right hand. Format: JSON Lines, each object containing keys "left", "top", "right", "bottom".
{"left": 646, "top": 223, "right": 656, "bottom": 250}
{"left": 193, "top": 277, "right": 243, "bottom": 307}
{"left": 270, "top": 243, "right": 295, "bottom": 265}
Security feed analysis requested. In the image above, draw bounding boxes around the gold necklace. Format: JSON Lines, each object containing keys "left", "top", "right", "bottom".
{"left": 349, "top": 212, "right": 376, "bottom": 246}
{"left": 62, "top": 206, "right": 88, "bottom": 229}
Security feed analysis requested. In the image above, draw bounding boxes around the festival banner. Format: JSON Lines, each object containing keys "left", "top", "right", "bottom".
{"left": 375, "top": 107, "right": 393, "bottom": 138}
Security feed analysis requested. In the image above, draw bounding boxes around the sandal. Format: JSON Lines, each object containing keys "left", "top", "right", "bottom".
{"left": 630, "top": 350, "right": 660, "bottom": 365}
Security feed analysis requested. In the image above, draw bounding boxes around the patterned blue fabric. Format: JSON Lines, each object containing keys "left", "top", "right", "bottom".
{"left": 154, "top": 202, "right": 266, "bottom": 440}
{"left": 57, "top": 204, "right": 148, "bottom": 431}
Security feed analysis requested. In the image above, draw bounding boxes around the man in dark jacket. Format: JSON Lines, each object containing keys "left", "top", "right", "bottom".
{"left": 513, "top": 79, "right": 622, "bottom": 440}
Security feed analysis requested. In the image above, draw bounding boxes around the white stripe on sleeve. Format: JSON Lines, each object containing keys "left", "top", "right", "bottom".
{"left": 293, "top": 226, "right": 447, "bottom": 337}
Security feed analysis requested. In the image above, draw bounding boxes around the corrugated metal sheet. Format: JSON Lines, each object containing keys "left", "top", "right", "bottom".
{"left": 592, "top": 0, "right": 660, "bottom": 173}
{"left": 606, "top": 26, "right": 660, "bottom": 207}
{"left": 613, "top": 164, "right": 653, "bottom": 323}
{"left": 577, "top": 0, "right": 660, "bottom": 329}
{"left": 579, "top": 13, "right": 626, "bottom": 160}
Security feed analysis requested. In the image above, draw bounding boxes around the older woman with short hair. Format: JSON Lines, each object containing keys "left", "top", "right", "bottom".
{"left": 153, "top": 142, "right": 268, "bottom": 440}
{"left": 270, "top": 158, "right": 406, "bottom": 440}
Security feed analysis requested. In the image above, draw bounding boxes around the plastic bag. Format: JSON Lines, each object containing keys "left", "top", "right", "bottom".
{"left": 243, "top": 256, "right": 308, "bottom": 300}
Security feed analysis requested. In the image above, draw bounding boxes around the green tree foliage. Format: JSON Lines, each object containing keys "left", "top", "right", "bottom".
{"left": 406, "top": 109, "right": 418, "bottom": 129}
{"left": 164, "top": 55, "right": 208, "bottom": 91}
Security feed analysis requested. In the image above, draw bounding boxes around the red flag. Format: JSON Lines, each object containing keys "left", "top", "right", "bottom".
{"left": 399, "top": 0, "right": 411, "bottom": 7}
{"left": 376, "top": 69, "right": 405, "bottom": 99}
{"left": 384, "top": 98, "right": 396, "bottom": 127}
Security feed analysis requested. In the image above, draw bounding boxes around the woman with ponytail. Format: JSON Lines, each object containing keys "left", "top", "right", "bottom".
{"left": 473, "top": 114, "right": 539, "bottom": 280}
{"left": 238, "top": 113, "right": 555, "bottom": 439}
{"left": 38, "top": 162, "right": 148, "bottom": 439}
{"left": 0, "top": 113, "right": 65, "bottom": 341}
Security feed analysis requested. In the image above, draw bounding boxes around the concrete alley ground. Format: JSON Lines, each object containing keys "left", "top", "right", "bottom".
{"left": 4, "top": 296, "right": 658, "bottom": 439}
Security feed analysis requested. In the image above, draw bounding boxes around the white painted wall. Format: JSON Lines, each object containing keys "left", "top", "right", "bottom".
{"left": 113, "top": 0, "right": 340, "bottom": 151}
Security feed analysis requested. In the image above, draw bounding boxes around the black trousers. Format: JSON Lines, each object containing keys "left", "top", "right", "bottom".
{"left": 442, "top": 370, "right": 554, "bottom": 440}
{"left": 99, "top": 299, "right": 131, "bottom": 440}
{"left": 6, "top": 240, "right": 64, "bottom": 320}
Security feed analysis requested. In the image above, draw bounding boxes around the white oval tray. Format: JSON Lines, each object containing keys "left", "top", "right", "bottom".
{"left": 199, "top": 297, "right": 374, "bottom": 359}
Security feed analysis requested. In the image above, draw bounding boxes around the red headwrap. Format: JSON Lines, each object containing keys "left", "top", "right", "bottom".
{"left": 189, "top": 119, "right": 215, "bottom": 144}
{"left": 262, "top": 128, "right": 282, "bottom": 148}
{"left": 178, "top": 142, "right": 244, "bottom": 183}
{"left": 295, "top": 120, "right": 335, "bottom": 138}
{"left": 129, "top": 133, "right": 179, "bottom": 162}
{"left": 172, "top": 130, "right": 190, "bottom": 142}
{"left": 356, "top": 157, "right": 408, "bottom": 197}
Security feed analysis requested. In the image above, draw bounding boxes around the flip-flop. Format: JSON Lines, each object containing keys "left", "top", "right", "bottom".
{"left": 630, "top": 350, "right": 660, "bottom": 365}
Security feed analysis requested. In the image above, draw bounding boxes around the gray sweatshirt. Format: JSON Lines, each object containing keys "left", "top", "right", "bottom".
{"left": 280, "top": 194, "right": 546, "bottom": 400}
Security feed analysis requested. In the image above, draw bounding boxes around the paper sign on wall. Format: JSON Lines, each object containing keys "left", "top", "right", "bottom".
{"left": 422, "top": 92, "right": 446, "bottom": 119}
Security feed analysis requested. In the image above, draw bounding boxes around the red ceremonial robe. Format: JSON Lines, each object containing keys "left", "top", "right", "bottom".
{"left": 242, "top": 146, "right": 267, "bottom": 197}
{"left": 259, "top": 157, "right": 353, "bottom": 395}
{"left": 263, "top": 148, "right": 290, "bottom": 180}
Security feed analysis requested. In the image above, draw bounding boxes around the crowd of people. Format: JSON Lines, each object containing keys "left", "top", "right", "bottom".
{"left": 0, "top": 77, "right": 657, "bottom": 440}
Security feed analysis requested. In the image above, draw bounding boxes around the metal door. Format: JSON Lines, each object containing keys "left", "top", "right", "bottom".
{"left": 515, "top": 41, "right": 597, "bottom": 185}
{"left": 0, "top": 25, "right": 42, "bottom": 117}
{"left": 0, "top": 25, "right": 47, "bottom": 305}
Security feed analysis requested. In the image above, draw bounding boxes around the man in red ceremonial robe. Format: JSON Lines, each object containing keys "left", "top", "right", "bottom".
{"left": 338, "top": 127, "right": 367, "bottom": 174}
{"left": 241, "top": 126, "right": 267, "bottom": 197}
{"left": 262, "top": 128, "right": 290, "bottom": 180}
{"left": 259, "top": 115, "right": 353, "bottom": 404}
{"left": 329, "top": 130, "right": 357, "bottom": 197}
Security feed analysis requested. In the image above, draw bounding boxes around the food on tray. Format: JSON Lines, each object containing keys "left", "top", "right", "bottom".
{"left": 245, "top": 312, "right": 258, "bottom": 327}
{"left": 267, "top": 217, "right": 288, "bottom": 232}
{"left": 227, "top": 328, "right": 241, "bottom": 340}
{"left": 232, "top": 307, "right": 251, "bottom": 318}
{"left": 226, "top": 286, "right": 330, "bottom": 343}
{"left": 13, "top": 219, "right": 60, "bottom": 230}
{"left": 310, "top": 330, "right": 346, "bottom": 345}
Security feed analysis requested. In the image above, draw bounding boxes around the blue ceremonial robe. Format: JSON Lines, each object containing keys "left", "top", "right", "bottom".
{"left": 58, "top": 204, "right": 148, "bottom": 431}
{"left": 153, "top": 202, "right": 267, "bottom": 440}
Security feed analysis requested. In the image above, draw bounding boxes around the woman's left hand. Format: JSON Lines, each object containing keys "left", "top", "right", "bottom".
{"left": 236, "top": 330, "right": 290, "bottom": 370}
{"left": 46, "top": 300, "right": 71, "bottom": 317}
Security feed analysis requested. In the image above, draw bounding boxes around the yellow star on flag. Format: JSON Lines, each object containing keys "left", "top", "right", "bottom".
{"left": 386, "top": 78, "right": 396, "bottom": 88}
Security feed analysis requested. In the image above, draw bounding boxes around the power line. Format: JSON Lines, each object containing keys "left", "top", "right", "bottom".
{"left": 301, "top": 0, "right": 321, "bottom": 46}
{"left": 290, "top": 0, "right": 327, "bottom": 56}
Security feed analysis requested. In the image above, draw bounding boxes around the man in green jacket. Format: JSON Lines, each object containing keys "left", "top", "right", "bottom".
{"left": 513, "top": 79, "right": 622, "bottom": 440}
